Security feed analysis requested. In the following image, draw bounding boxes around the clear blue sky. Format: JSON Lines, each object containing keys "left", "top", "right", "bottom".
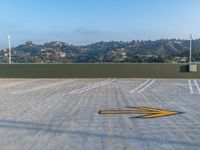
{"left": 0, "top": 0, "right": 200, "bottom": 48}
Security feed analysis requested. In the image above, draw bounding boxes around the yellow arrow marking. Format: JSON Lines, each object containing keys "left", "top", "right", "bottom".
{"left": 98, "top": 107, "right": 182, "bottom": 119}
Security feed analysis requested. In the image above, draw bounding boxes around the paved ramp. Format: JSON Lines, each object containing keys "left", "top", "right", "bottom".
{"left": 0, "top": 79, "right": 200, "bottom": 150}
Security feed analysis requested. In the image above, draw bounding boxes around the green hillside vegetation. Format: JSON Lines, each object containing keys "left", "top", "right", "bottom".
{"left": 1, "top": 39, "right": 200, "bottom": 63}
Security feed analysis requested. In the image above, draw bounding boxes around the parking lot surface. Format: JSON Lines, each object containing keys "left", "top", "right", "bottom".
{"left": 0, "top": 79, "right": 200, "bottom": 150}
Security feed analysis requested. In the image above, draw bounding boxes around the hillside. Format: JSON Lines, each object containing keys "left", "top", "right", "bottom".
{"left": 1, "top": 39, "right": 200, "bottom": 63}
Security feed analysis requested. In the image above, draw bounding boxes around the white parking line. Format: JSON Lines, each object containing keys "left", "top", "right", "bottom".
{"left": 188, "top": 80, "right": 194, "bottom": 94}
{"left": 129, "top": 79, "right": 150, "bottom": 93}
{"left": 188, "top": 80, "right": 200, "bottom": 95}
{"left": 70, "top": 79, "right": 115, "bottom": 94}
{"left": 13, "top": 79, "right": 77, "bottom": 94}
{"left": 194, "top": 80, "right": 200, "bottom": 94}
{"left": 70, "top": 79, "right": 111, "bottom": 93}
{"left": 137, "top": 79, "right": 156, "bottom": 94}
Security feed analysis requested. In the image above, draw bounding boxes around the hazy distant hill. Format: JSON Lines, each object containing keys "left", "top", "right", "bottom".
{"left": 1, "top": 39, "right": 200, "bottom": 63}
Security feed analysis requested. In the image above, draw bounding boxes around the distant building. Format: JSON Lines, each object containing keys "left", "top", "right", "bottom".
{"left": 4, "top": 53, "right": 8, "bottom": 57}
{"left": 60, "top": 52, "right": 66, "bottom": 58}
{"left": 180, "top": 57, "right": 188, "bottom": 63}
{"left": 148, "top": 55, "right": 158, "bottom": 58}
{"left": 41, "top": 49, "right": 46, "bottom": 52}
{"left": 176, "top": 57, "right": 188, "bottom": 63}
{"left": 121, "top": 52, "right": 127, "bottom": 60}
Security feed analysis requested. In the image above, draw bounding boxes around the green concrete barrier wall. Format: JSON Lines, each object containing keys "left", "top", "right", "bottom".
{"left": 0, "top": 64, "right": 199, "bottom": 78}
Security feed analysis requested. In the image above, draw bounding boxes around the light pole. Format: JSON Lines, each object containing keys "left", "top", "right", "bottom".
{"left": 188, "top": 34, "right": 197, "bottom": 72}
{"left": 8, "top": 35, "right": 11, "bottom": 64}
{"left": 189, "top": 34, "right": 192, "bottom": 64}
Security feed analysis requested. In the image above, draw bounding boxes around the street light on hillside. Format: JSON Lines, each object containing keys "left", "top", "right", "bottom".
{"left": 8, "top": 35, "right": 11, "bottom": 64}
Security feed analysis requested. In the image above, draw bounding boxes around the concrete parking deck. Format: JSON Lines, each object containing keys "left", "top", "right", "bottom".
{"left": 0, "top": 79, "right": 200, "bottom": 150}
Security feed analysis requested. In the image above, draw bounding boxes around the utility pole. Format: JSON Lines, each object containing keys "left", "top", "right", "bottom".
{"left": 8, "top": 35, "right": 11, "bottom": 64}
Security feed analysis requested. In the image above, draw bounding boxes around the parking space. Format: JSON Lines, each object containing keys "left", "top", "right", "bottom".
{"left": 0, "top": 79, "right": 200, "bottom": 150}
